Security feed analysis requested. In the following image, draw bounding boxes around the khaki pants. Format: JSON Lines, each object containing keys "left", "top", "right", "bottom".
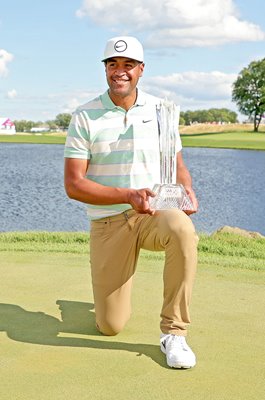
{"left": 90, "top": 209, "right": 198, "bottom": 336}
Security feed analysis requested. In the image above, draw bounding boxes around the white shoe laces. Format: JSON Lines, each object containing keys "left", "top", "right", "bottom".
{"left": 161, "top": 334, "right": 189, "bottom": 351}
{"left": 160, "top": 334, "right": 196, "bottom": 368}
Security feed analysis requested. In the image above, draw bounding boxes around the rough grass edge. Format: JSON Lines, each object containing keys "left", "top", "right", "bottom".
{"left": 0, "top": 231, "right": 264, "bottom": 271}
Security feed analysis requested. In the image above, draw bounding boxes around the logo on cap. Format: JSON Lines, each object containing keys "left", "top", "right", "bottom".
{"left": 114, "top": 40, "right": 127, "bottom": 53}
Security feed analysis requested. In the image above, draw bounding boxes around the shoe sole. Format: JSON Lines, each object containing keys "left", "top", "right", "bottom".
{"left": 160, "top": 344, "right": 196, "bottom": 369}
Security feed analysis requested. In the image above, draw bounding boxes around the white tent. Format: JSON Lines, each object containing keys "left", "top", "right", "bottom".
{"left": 0, "top": 117, "right": 16, "bottom": 134}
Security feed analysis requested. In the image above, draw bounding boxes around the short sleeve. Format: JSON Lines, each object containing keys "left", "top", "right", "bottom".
{"left": 64, "top": 111, "right": 91, "bottom": 159}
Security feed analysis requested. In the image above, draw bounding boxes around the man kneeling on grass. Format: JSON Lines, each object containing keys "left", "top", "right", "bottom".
{"left": 64, "top": 36, "right": 199, "bottom": 369}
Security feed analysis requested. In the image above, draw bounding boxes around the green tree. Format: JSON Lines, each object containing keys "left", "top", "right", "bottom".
{"left": 46, "top": 120, "right": 58, "bottom": 130}
{"left": 182, "top": 110, "right": 194, "bottom": 125}
{"left": 55, "top": 113, "right": 72, "bottom": 130}
{"left": 181, "top": 108, "right": 237, "bottom": 125}
{"left": 14, "top": 120, "right": 35, "bottom": 132}
{"left": 179, "top": 113, "right": 185, "bottom": 125}
{"left": 232, "top": 58, "right": 265, "bottom": 132}
{"left": 209, "top": 108, "right": 238, "bottom": 123}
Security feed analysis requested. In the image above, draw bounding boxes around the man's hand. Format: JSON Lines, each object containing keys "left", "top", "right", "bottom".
{"left": 184, "top": 187, "right": 198, "bottom": 215}
{"left": 127, "top": 188, "right": 156, "bottom": 215}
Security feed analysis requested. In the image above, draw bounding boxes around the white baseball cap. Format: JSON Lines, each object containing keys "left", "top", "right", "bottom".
{"left": 102, "top": 36, "right": 144, "bottom": 63}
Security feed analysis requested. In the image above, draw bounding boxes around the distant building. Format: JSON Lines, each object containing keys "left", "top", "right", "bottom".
{"left": 30, "top": 126, "right": 50, "bottom": 133}
{"left": 0, "top": 117, "right": 16, "bottom": 134}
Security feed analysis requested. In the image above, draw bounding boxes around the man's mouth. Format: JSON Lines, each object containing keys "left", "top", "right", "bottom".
{"left": 112, "top": 77, "right": 129, "bottom": 84}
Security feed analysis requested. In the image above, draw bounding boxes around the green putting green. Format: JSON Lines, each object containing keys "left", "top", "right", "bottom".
{"left": 0, "top": 247, "right": 264, "bottom": 399}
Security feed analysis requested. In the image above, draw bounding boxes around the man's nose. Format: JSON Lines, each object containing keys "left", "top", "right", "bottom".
{"left": 114, "top": 69, "right": 126, "bottom": 76}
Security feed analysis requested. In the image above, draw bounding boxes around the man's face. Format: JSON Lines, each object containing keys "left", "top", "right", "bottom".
{"left": 105, "top": 57, "right": 145, "bottom": 99}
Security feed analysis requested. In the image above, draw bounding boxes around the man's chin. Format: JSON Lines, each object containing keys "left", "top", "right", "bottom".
{"left": 111, "top": 88, "right": 129, "bottom": 97}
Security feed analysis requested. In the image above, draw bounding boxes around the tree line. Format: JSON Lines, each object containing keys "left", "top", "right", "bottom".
{"left": 179, "top": 108, "right": 238, "bottom": 125}
{"left": 14, "top": 113, "right": 72, "bottom": 133}
{"left": 182, "top": 57, "right": 265, "bottom": 131}
{"left": 15, "top": 109, "right": 238, "bottom": 133}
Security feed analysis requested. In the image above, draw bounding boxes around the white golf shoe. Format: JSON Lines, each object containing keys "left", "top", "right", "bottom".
{"left": 160, "top": 334, "right": 196, "bottom": 369}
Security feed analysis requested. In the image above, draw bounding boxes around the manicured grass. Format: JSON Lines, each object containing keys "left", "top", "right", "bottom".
{"left": 0, "top": 134, "right": 65, "bottom": 144}
{"left": 1, "top": 231, "right": 264, "bottom": 271}
{"left": 181, "top": 130, "right": 265, "bottom": 150}
{"left": 1, "top": 124, "right": 265, "bottom": 150}
{"left": 0, "top": 231, "right": 264, "bottom": 400}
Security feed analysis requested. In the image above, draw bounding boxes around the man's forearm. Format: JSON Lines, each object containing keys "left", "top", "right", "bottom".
{"left": 65, "top": 176, "right": 155, "bottom": 215}
{"left": 65, "top": 176, "right": 131, "bottom": 205}
{"left": 177, "top": 165, "right": 193, "bottom": 190}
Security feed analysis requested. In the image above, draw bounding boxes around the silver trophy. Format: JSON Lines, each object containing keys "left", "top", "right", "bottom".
{"left": 149, "top": 99, "right": 194, "bottom": 211}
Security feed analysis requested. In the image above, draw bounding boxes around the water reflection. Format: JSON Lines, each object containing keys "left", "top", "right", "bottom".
{"left": 183, "top": 147, "right": 265, "bottom": 234}
{"left": 0, "top": 144, "right": 88, "bottom": 232}
{"left": 0, "top": 143, "right": 264, "bottom": 235}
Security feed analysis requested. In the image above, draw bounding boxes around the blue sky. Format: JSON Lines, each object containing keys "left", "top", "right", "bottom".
{"left": 1, "top": 0, "right": 264, "bottom": 122}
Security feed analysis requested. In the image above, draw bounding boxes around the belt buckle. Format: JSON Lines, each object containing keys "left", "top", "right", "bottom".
{"left": 124, "top": 211, "right": 129, "bottom": 221}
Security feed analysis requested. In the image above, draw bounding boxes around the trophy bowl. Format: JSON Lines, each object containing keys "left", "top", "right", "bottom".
{"left": 149, "top": 183, "right": 194, "bottom": 211}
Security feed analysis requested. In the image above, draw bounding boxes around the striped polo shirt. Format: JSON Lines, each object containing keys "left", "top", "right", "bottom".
{"left": 64, "top": 89, "right": 182, "bottom": 220}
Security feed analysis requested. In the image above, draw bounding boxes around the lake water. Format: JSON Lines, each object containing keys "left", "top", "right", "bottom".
{"left": 0, "top": 143, "right": 264, "bottom": 235}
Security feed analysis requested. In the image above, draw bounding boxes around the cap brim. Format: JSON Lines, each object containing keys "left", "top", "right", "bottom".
{"left": 101, "top": 56, "right": 143, "bottom": 63}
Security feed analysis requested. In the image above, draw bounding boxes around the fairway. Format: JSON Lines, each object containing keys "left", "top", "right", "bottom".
{"left": 181, "top": 131, "right": 265, "bottom": 150}
{"left": 1, "top": 124, "right": 265, "bottom": 150}
{"left": 1, "top": 245, "right": 264, "bottom": 400}
{"left": 0, "top": 134, "right": 66, "bottom": 145}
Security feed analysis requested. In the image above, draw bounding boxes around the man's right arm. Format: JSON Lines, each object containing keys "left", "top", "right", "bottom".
{"left": 64, "top": 158, "right": 155, "bottom": 214}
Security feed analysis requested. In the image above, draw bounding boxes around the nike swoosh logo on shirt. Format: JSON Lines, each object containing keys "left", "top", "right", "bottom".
{"left": 142, "top": 119, "right": 152, "bottom": 123}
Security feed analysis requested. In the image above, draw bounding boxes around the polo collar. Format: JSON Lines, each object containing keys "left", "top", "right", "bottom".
{"left": 135, "top": 89, "right": 146, "bottom": 106}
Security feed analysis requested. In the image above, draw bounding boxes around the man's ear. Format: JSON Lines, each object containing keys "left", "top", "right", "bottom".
{"left": 139, "top": 62, "right": 145, "bottom": 77}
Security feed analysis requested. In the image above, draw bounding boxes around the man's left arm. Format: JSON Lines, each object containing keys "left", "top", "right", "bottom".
{"left": 176, "top": 151, "right": 198, "bottom": 214}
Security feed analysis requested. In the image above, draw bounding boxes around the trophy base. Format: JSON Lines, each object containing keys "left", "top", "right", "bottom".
{"left": 149, "top": 184, "right": 194, "bottom": 211}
